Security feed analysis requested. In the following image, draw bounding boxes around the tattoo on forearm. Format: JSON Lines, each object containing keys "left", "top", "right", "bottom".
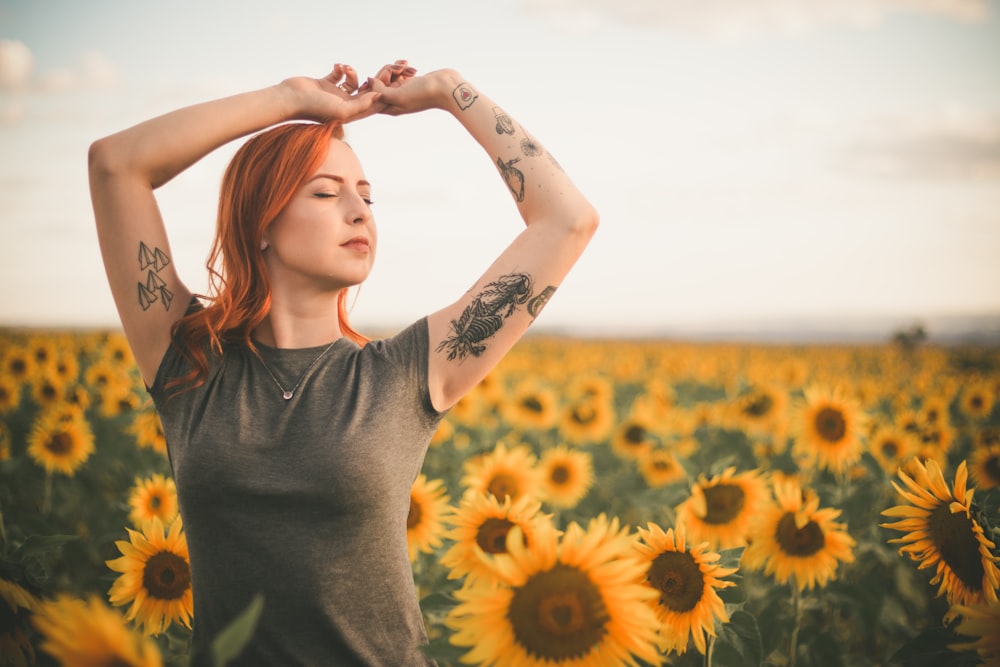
{"left": 493, "top": 106, "right": 515, "bottom": 135}
{"left": 527, "top": 286, "right": 556, "bottom": 318}
{"left": 453, "top": 83, "right": 478, "bottom": 110}
{"left": 497, "top": 156, "right": 525, "bottom": 202}
{"left": 137, "top": 241, "right": 174, "bottom": 311}
{"left": 520, "top": 137, "right": 542, "bottom": 157}
{"left": 437, "top": 273, "right": 534, "bottom": 361}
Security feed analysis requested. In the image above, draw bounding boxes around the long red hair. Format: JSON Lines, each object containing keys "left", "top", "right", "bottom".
{"left": 167, "top": 121, "right": 369, "bottom": 394}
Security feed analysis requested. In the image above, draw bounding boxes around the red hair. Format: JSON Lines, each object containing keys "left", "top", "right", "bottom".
{"left": 167, "top": 121, "right": 369, "bottom": 394}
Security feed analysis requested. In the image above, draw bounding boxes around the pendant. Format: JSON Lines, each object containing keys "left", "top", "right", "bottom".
{"left": 282, "top": 391, "right": 294, "bottom": 400}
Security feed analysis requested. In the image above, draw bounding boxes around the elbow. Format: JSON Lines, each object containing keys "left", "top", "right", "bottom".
{"left": 571, "top": 204, "right": 600, "bottom": 240}
{"left": 88, "top": 136, "right": 121, "bottom": 180}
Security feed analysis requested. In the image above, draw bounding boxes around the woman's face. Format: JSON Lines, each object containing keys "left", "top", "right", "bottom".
{"left": 263, "top": 138, "right": 377, "bottom": 291}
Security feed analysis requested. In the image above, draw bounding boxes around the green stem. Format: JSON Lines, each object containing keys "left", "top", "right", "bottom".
{"left": 789, "top": 583, "right": 803, "bottom": 667}
{"left": 705, "top": 633, "right": 715, "bottom": 667}
{"left": 42, "top": 472, "right": 53, "bottom": 515}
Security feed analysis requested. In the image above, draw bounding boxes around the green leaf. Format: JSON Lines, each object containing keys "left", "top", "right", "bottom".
{"left": 420, "top": 591, "right": 459, "bottom": 614}
{"left": 419, "top": 633, "right": 467, "bottom": 666}
{"left": 210, "top": 594, "right": 265, "bottom": 667}
{"left": 890, "top": 626, "right": 980, "bottom": 667}
{"left": 712, "top": 610, "right": 762, "bottom": 667}
{"left": 14, "top": 534, "right": 77, "bottom": 559}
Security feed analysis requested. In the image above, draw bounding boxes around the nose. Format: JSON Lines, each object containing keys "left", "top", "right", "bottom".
{"left": 345, "top": 193, "right": 371, "bottom": 225}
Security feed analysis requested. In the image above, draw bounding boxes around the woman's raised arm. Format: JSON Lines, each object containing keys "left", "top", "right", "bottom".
{"left": 372, "top": 69, "right": 600, "bottom": 411}
{"left": 89, "top": 65, "right": 387, "bottom": 384}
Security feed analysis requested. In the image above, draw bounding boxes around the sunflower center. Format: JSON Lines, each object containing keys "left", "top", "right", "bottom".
{"left": 814, "top": 407, "right": 847, "bottom": 443}
{"left": 142, "top": 551, "right": 191, "bottom": 600}
{"left": 407, "top": 497, "right": 422, "bottom": 530}
{"left": 625, "top": 425, "right": 647, "bottom": 445}
{"left": 970, "top": 396, "right": 984, "bottom": 410}
{"left": 744, "top": 393, "right": 774, "bottom": 418}
{"left": 648, "top": 550, "right": 705, "bottom": 612}
{"left": 476, "top": 518, "right": 521, "bottom": 554}
{"left": 928, "top": 504, "right": 985, "bottom": 592}
{"left": 551, "top": 465, "right": 571, "bottom": 485}
{"left": 487, "top": 474, "right": 520, "bottom": 502}
{"left": 45, "top": 431, "right": 74, "bottom": 456}
{"left": 701, "top": 484, "right": 746, "bottom": 524}
{"left": 507, "top": 564, "right": 609, "bottom": 660}
{"left": 775, "top": 513, "right": 825, "bottom": 556}
{"left": 522, "top": 396, "right": 544, "bottom": 413}
{"left": 149, "top": 494, "right": 163, "bottom": 511}
{"left": 571, "top": 405, "right": 596, "bottom": 425}
{"left": 881, "top": 439, "right": 900, "bottom": 458}
{"left": 984, "top": 455, "right": 1000, "bottom": 483}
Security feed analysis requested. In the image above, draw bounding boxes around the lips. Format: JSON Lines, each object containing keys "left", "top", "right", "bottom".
{"left": 341, "top": 236, "right": 370, "bottom": 252}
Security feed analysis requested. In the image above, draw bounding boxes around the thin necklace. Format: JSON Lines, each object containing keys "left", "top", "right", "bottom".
{"left": 254, "top": 339, "right": 339, "bottom": 400}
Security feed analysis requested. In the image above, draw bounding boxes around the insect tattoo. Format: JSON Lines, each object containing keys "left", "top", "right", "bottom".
{"left": 452, "top": 83, "right": 478, "bottom": 110}
{"left": 497, "top": 156, "right": 525, "bottom": 202}
{"left": 137, "top": 241, "right": 174, "bottom": 311}
{"left": 492, "top": 106, "right": 515, "bottom": 135}
{"left": 436, "top": 273, "right": 535, "bottom": 361}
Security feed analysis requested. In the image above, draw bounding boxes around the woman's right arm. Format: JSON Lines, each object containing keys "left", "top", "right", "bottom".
{"left": 89, "top": 64, "right": 386, "bottom": 385}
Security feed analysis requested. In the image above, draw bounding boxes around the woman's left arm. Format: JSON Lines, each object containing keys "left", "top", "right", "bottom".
{"left": 372, "top": 68, "right": 599, "bottom": 412}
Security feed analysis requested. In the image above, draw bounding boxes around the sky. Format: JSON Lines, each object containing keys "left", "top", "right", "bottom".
{"left": 1, "top": 0, "right": 999, "bottom": 338}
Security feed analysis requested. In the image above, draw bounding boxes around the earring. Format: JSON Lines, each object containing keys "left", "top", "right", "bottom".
{"left": 260, "top": 240, "right": 268, "bottom": 251}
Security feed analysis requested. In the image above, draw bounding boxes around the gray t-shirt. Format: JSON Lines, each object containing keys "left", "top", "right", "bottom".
{"left": 149, "top": 317, "right": 444, "bottom": 666}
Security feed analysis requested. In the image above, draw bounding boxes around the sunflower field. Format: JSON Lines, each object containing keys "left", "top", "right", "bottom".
{"left": 1, "top": 327, "right": 999, "bottom": 667}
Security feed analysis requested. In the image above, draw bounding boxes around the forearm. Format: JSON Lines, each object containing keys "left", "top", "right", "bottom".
{"left": 88, "top": 84, "right": 298, "bottom": 189}
{"left": 441, "top": 73, "right": 598, "bottom": 230}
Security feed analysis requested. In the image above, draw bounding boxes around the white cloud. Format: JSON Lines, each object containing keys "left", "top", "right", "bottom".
{"left": 519, "top": 0, "right": 990, "bottom": 38}
{"left": 0, "top": 39, "right": 33, "bottom": 89}
{"left": 842, "top": 106, "right": 1000, "bottom": 179}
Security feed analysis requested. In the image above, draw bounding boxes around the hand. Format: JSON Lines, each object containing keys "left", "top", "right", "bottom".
{"left": 365, "top": 67, "right": 463, "bottom": 117}
{"left": 280, "top": 63, "right": 388, "bottom": 124}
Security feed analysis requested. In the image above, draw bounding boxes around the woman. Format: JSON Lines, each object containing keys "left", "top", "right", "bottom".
{"left": 89, "top": 59, "right": 598, "bottom": 665}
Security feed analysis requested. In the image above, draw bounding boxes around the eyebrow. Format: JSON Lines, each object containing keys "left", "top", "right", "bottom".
{"left": 308, "top": 173, "right": 371, "bottom": 188}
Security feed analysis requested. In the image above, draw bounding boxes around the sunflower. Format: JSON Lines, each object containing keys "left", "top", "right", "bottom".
{"left": 99, "top": 383, "right": 142, "bottom": 418}
{"left": 407, "top": 474, "right": 452, "bottom": 562}
{"left": 744, "top": 479, "right": 856, "bottom": 591}
{"left": 919, "top": 394, "right": 953, "bottom": 429}
{"left": 634, "top": 522, "right": 736, "bottom": 655}
{"left": 501, "top": 381, "right": 560, "bottom": 431}
{"left": 106, "top": 516, "right": 193, "bottom": 635}
{"left": 29, "top": 369, "right": 67, "bottom": 409}
{"left": 791, "top": 385, "right": 867, "bottom": 475}
{"left": 127, "top": 474, "right": 179, "bottom": 527}
{"left": 638, "top": 449, "right": 687, "bottom": 488}
{"left": 675, "top": 467, "right": 770, "bottom": 550}
{"left": 446, "top": 518, "right": 661, "bottom": 667}
{"left": 441, "top": 492, "right": 550, "bottom": 586}
{"left": 461, "top": 441, "right": 543, "bottom": 503}
{"left": 101, "top": 332, "right": 137, "bottom": 368}
{"left": 0, "top": 373, "right": 22, "bottom": 413}
{"left": 126, "top": 409, "right": 168, "bottom": 455}
{"left": 959, "top": 380, "right": 996, "bottom": 421}
{"left": 31, "top": 594, "right": 163, "bottom": 667}
{"left": 559, "top": 396, "right": 616, "bottom": 445}
{"left": 729, "top": 384, "right": 789, "bottom": 437}
{"left": 1, "top": 343, "right": 35, "bottom": 384}
{"left": 0, "top": 422, "right": 11, "bottom": 461}
{"left": 869, "top": 425, "right": 917, "bottom": 475}
{"left": 1, "top": 577, "right": 37, "bottom": 667}
{"left": 612, "top": 415, "right": 658, "bottom": 461}
{"left": 539, "top": 445, "right": 595, "bottom": 509}
{"left": 26, "top": 406, "right": 95, "bottom": 476}
{"left": 881, "top": 459, "right": 1000, "bottom": 607}
{"left": 946, "top": 599, "right": 1000, "bottom": 665}
{"left": 970, "top": 445, "right": 1000, "bottom": 490}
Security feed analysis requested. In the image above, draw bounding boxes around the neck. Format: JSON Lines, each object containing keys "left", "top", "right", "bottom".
{"left": 254, "top": 293, "right": 345, "bottom": 349}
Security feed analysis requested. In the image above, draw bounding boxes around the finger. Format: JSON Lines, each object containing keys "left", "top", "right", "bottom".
{"left": 339, "top": 65, "right": 360, "bottom": 93}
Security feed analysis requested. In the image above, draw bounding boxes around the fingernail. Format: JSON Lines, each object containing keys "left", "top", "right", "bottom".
{"left": 404, "top": 67, "right": 417, "bottom": 75}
